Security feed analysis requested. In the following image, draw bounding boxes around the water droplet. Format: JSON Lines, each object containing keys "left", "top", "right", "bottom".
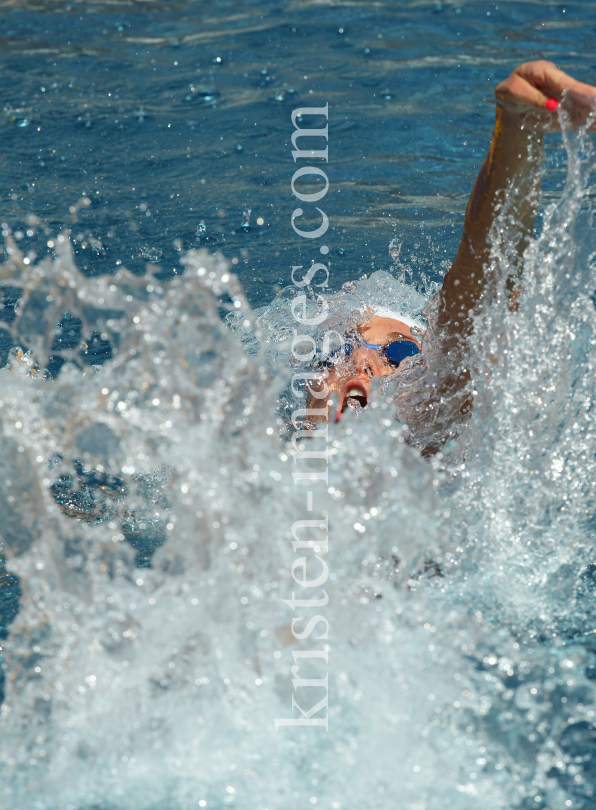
{"left": 241, "top": 209, "right": 252, "bottom": 231}
{"left": 389, "top": 238, "right": 402, "bottom": 264}
{"left": 139, "top": 244, "right": 162, "bottom": 262}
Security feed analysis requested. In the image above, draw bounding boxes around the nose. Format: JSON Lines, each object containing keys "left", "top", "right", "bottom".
{"left": 349, "top": 347, "right": 383, "bottom": 378}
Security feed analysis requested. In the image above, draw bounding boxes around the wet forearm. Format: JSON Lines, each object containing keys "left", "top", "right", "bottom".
{"left": 440, "top": 106, "right": 544, "bottom": 331}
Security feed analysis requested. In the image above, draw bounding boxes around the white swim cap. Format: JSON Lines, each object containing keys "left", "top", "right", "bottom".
{"left": 370, "top": 306, "right": 424, "bottom": 330}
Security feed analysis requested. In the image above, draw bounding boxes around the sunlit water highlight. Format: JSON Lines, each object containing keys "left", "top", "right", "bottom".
{"left": 2, "top": 122, "right": 596, "bottom": 810}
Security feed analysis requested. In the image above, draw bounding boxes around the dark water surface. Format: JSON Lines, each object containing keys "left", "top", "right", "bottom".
{"left": 2, "top": 0, "right": 596, "bottom": 305}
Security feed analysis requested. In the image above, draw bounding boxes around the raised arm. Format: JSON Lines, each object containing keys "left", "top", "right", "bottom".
{"left": 438, "top": 61, "right": 596, "bottom": 335}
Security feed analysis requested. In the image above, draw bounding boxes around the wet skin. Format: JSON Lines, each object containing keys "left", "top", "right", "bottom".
{"left": 309, "top": 61, "right": 596, "bottom": 429}
{"left": 312, "top": 315, "right": 421, "bottom": 422}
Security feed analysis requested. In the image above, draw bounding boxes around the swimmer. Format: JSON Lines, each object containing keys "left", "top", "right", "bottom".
{"left": 309, "top": 61, "right": 596, "bottom": 433}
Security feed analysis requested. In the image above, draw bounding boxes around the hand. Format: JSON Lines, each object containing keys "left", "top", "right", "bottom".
{"left": 495, "top": 60, "right": 596, "bottom": 129}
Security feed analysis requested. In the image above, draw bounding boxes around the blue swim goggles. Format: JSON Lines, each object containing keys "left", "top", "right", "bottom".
{"left": 317, "top": 335, "right": 420, "bottom": 369}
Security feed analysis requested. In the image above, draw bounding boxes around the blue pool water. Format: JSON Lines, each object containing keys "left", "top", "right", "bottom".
{"left": 2, "top": 1, "right": 596, "bottom": 809}
{"left": 2, "top": 0, "right": 594, "bottom": 306}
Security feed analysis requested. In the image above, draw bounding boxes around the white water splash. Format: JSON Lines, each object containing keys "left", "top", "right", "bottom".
{"left": 2, "top": 123, "right": 596, "bottom": 810}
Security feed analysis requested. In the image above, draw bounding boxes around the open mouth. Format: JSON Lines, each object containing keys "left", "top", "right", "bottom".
{"left": 336, "top": 380, "right": 369, "bottom": 422}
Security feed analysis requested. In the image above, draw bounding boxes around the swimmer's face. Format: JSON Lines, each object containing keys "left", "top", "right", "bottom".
{"left": 306, "top": 317, "right": 421, "bottom": 422}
